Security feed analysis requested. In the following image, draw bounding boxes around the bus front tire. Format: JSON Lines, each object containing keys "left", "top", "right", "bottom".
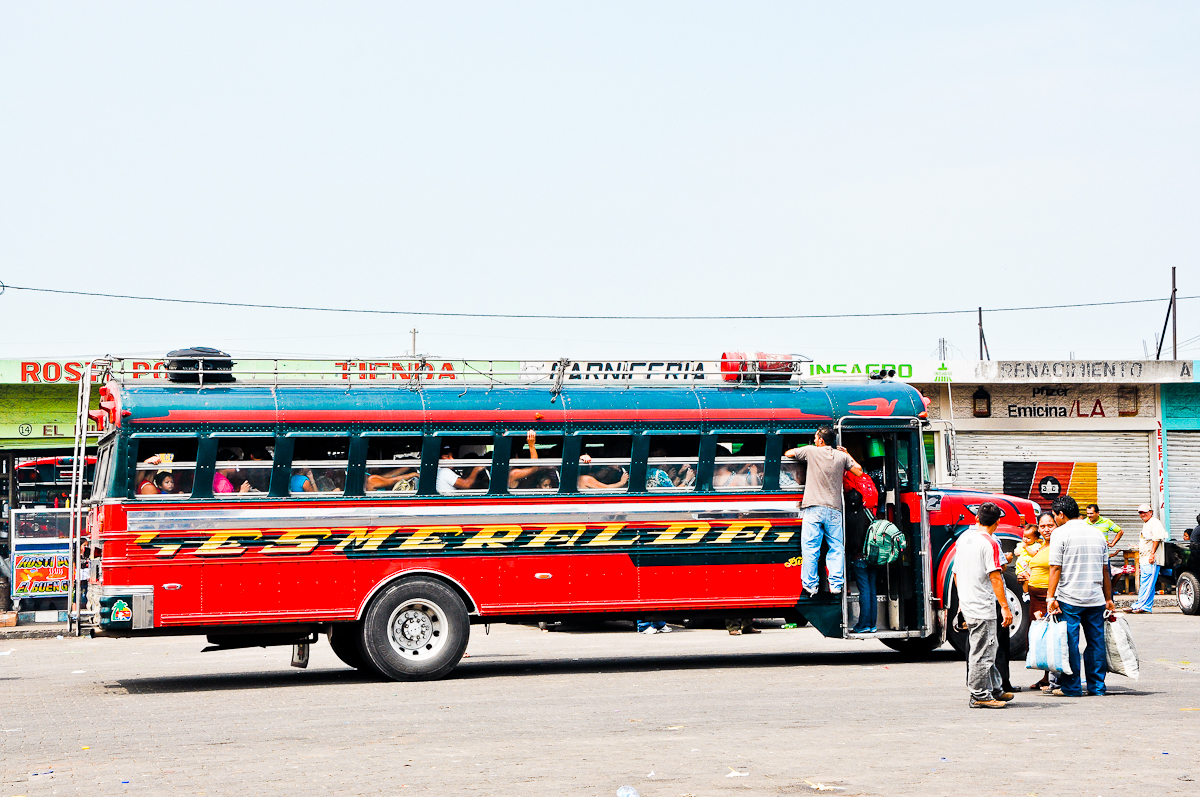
{"left": 945, "top": 572, "right": 1033, "bottom": 661}
{"left": 881, "top": 631, "right": 945, "bottom": 656}
{"left": 360, "top": 578, "right": 469, "bottom": 681}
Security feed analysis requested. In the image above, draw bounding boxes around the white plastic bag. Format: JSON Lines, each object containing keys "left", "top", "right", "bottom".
{"left": 1026, "top": 616, "right": 1072, "bottom": 675}
{"left": 1104, "top": 613, "right": 1140, "bottom": 680}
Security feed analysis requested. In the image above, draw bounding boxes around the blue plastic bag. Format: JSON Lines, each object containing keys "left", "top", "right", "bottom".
{"left": 1025, "top": 616, "right": 1072, "bottom": 675}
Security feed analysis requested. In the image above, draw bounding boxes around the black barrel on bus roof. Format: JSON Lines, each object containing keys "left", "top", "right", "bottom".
{"left": 165, "top": 347, "right": 236, "bottom": 383}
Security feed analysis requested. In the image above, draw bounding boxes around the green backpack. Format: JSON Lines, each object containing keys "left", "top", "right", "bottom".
{"left": 864, "top": 519, "right": 907, "bottom": 566}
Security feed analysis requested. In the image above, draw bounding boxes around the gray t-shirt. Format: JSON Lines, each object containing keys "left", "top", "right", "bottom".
{"left": 793, "top": 446, "right": 854, "bottom": 511}
{"left": 1048, "top": 518, "right": 1109, "bottom": 608}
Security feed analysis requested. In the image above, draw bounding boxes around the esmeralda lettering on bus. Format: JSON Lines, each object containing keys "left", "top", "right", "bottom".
{"left": 131, "top": 520, "right": 795, "bottom": 558}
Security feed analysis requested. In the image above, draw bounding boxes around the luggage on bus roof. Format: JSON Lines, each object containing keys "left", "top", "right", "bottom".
{"left": 166, "top": 346, "right": 235, "bottom": 383}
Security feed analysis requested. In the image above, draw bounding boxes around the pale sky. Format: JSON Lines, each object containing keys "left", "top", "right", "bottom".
{"left": 2, "top": 3, "right": 1197, "bottom": 363}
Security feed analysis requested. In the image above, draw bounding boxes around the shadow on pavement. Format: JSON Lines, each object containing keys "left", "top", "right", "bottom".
{"left": 110, "top": 647, "right": 961, "bottom": 693}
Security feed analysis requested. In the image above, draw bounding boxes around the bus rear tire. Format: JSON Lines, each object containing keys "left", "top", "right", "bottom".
{"left": 360, "top": 578, "right": 469, "bottom": 681}
{"left": 328, "top": 622, "right": 369, "bottom": 672}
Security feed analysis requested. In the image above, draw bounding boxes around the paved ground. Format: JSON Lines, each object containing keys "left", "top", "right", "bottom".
{"left": 1, "top": 611, "right": 1198, "bottom": 797}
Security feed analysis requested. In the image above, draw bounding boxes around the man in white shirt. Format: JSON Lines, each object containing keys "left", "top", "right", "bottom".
{"left": 1127, "top": 502, "right": 1168, "bottom": 614}
{"left": 953, "top": 502, "right": 1013, "bottom": 709}
{"left": 1047, "top": 495, "right": 1116, "bottom": 697}
{"left": 436, "top": 445, "right": 487, "bottom": 495}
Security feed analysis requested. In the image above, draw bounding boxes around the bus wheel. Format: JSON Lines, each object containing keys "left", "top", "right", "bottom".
{"left": 328, "top": 622, "right": 369, "bottom": 672}
{"left": 1177, "top": 572, "right": 1200, "bottom": 615}
{"left": 360, "top": 578, "right": 469, "bottom": 681}
{"left": 881, "top": 634, "right": 944, "bottom": 656}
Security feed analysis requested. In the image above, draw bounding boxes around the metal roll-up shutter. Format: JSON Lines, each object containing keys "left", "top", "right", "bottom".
{"left": 1166, "top": 431, "right": 1200, "bottom": 538}
{"left": 954, "top": 432, "right": 1152, "bottom": 535}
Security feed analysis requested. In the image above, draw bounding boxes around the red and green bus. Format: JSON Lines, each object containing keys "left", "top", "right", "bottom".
{"left": 78, "top": 357, "right": 1037, "bottom": 680}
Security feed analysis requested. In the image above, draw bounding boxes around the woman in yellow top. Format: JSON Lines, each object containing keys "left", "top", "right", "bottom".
{"left": 1023, "top": 511, "right": 1056, "bottom": 690}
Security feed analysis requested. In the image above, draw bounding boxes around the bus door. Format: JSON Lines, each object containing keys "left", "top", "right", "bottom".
{"left": 835, "top": 421, "right": 931, "bottom": 640}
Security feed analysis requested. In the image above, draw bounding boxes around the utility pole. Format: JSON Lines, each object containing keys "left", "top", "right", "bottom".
{"left": 977, "top": 308, "right": 990, "bottom": 361}
{"left": 410, "top": 328, "right": 418, "bottom": 358}
{"left": 1173, "top": 266, "right": 1178, "bottom": 360}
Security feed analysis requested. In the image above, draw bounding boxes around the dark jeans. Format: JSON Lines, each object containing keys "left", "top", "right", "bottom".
{"left": 850, "top": 559, "right": 876, "bottom": 630}
{"left": 995, "top": 599, "right": 1012, "bottom": 691}
{"left": 1058, "top": 601, "right": 1107, "bottom": 696}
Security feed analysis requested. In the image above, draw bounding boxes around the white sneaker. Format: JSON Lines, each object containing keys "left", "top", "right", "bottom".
{"left": 658, "top": 625, "right": 673, "bottom": 633}
{"left": 640, "top": 626, "right": 659, "bottom": 634}
{"left": 830, "top": 588, "right": 843, "bottom": 595}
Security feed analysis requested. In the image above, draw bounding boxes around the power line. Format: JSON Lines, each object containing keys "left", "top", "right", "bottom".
{"left": 0, "top": 281, "right": 1189, "bottom": 322}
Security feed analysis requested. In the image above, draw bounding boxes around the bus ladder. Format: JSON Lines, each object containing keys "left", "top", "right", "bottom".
{"left": 67, "top": 358, "right": 108, "bottom": 637}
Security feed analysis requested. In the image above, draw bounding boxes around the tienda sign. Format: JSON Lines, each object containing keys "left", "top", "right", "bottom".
{"left": 0, "top": 359, "right": 521, "bottom": 385}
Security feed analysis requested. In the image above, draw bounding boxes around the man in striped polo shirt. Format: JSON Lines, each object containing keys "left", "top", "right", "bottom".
{"left": 1047, "top": 495, "right": 1117, "bottom": 697}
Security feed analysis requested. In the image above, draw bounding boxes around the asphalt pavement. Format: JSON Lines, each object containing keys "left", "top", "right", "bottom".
{"left": 1, "top": 610, "right": 1198, "bottom": 796}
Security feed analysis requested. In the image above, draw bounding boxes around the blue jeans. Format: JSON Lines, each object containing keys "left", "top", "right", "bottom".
{"left": 850, "top": 558, "right": 876, "bottom": 630}
{"left": 1057, "top": 601, "right": 1107, "bottom": 696}
{"left": 1132, "top": 562, "right": 1159, "bottom": 612}
{"left": 636, "top": 620, "right": 666, "bottom": 632}
{"left": 802, "top": 505, "right": 845, "bottom": 592}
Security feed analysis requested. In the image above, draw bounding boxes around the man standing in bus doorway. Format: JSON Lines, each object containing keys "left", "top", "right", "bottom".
{"left": 953, "top": 501, "right": 1013, "bottom": 709}
{"left": 1127, "top": 503, "right": 1167, "bottom": 614}
{"left": 785, "top": 426, "right": 864, "bottom": 597}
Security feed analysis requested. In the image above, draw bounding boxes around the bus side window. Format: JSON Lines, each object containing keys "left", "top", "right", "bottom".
{"left": 214, "top": 437, "right": 274, "bottom": 496}
{"left": 509, "top": 432, "right": 563, "bottom": 493}
{"left": 646, "top": 434, "right": 699, "bottom": 491}
{"left": 364, "top": 437, "right": 422, "bottom": 494}
{"left": 578, "top": 435, "right": 631, "bottom": 492}
{"left": 290, "top": 437, "right": 349, "bottom": 496}
{"left": 779, "top": 433, "right": 809, "bottom": 491}
{"left": 133, "top": 437, "right": 198, "bottom": 498}
{"left": 714, "top": 434, "right": 765, "bottom": 491}
{"left": 436, "top": 436, "right": 493, "bottom": 495}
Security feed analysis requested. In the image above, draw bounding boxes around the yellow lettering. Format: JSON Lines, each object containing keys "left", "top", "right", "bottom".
{"left": 155, "top": 544, "right": 181, "bottom": 558}
{"left": 195, "top": 530, "right": 261, "bottom": 556}
{"left": 647, "top": 522, "right": 710, "bottom": 545}
{"left": 585, "top": 523, "right": 633, "bottom": 546}
{"left": 262, "top": 528, "right": 331, "bottom": 555}
{"left": 714, "top": 521, "right": 771, "bottom": 544}
{"left": 133, "top": 532, "right": 159, "bottom": 546}
{"left": 333, "top": 527, "right": 396, "bottom": 552}
{"left": 773, "top": 531, "right": 795, "bottom": 544}
{"left": 400, "top": 526, "right": 449, "bottom": 550}
{"left": 461, "top": 525, "right": 523, "bottom": 549}
{"left": 526, "top": 524, "right": 586, "bottom": 548}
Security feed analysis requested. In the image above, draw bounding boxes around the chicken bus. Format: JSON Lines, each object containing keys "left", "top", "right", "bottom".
{"left": 72, "top": 355, "right": 1037, "bottom": 680}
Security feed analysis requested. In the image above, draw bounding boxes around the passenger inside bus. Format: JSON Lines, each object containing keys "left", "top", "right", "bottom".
{"left": 290, "top": 469, "right": 318, "bottom": 493}
{"left": 214, "top": 449, "right": 252, "bottom": 494}
{"left": 508, "top": 430, "right": 560, "bottom": 490}
{"left": 138, "top": 454, "right": 172, "bottom": 495}
{"left": 713, "top": 444, "right": 761, "bottom": 489}
{"left": 152, "top": 472, "right": 175, "bottom": 494}
{"left": 365, "top": 466, "right": 419, "bottom": 492}
{"left": 646, "top": 447, "right": 675, "bottom": 489}
{"left": 242, "top": 445, "right": 272, "bottom": 492}
{"left": 437, "top": 445, "right": 488, "bottom": 494}
{"left": 577, "top": 452, "right": 628, "bottom": 490}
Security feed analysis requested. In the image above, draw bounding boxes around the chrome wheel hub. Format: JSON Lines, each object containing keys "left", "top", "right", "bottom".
{"left": 388, "top": 599, "right": 446, "bottom": 658}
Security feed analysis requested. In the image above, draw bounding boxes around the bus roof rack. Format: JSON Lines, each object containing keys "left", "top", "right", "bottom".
{"left": 88, "top": 353, "right": 903, "bottom": 390}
